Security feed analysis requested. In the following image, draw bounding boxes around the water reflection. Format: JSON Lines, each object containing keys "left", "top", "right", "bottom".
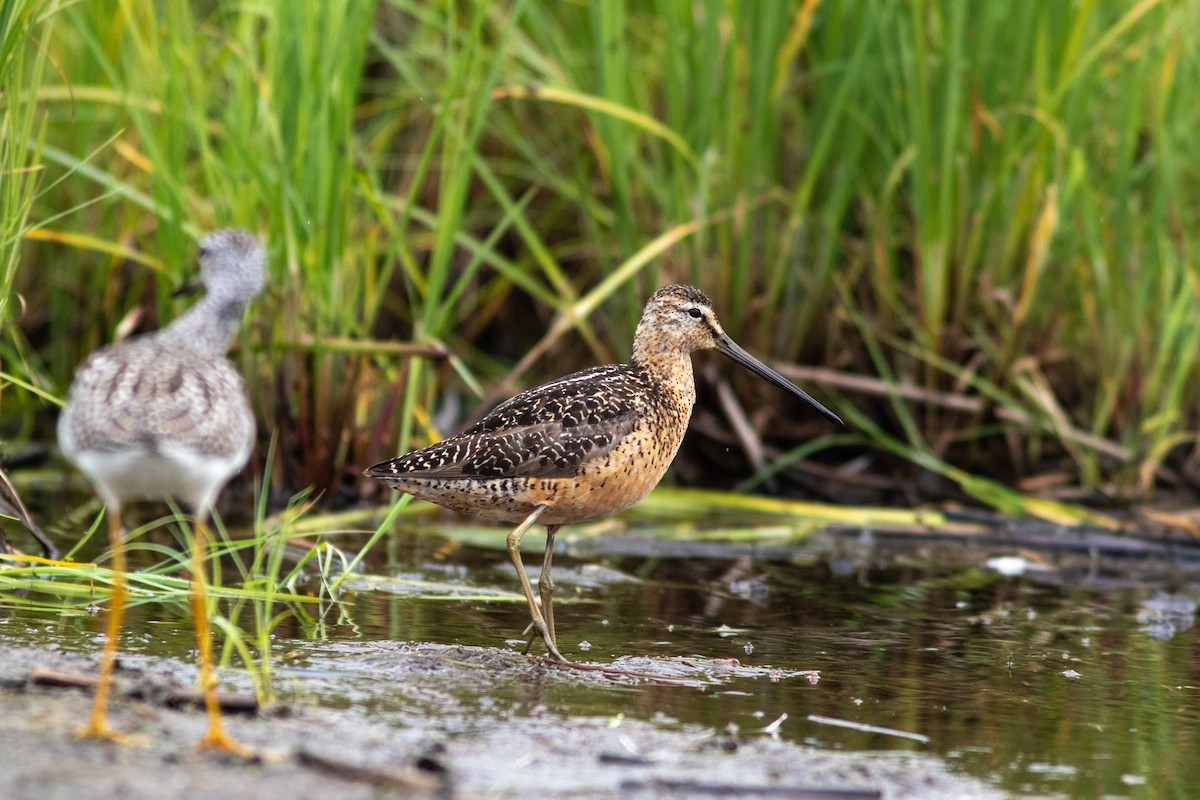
{"left": 3, "top": 518, "right": 1199, "bottom": 797}
{"left": 310, "top": 524, "right": 1200, "bottom": 798}
{"left": 1137, "top": 593, "right": 1197, "bottom": 640}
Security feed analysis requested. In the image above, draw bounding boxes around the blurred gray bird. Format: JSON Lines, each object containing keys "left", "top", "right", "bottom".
{"left": 58, "top": 228, "right": 264, "bottom": 753}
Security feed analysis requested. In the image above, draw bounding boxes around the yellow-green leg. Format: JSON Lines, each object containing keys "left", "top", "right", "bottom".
{"left": 79, "top": 509, "right": 128, "bottom": 741}
{"left": 507, "top": 506, "right": 568, "bottom": 663}
{"left": 532, "top": 525, "right": 561, "bottom": 653}
{"left": 190, "top": 516, "right": 252, "bottom": 757}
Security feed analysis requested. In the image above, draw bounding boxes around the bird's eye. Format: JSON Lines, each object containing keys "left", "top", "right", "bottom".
{"left": 198, "top": 247, "right": 211, "bottom": 258}
{"left": 687, "top": 307, "right": 702, "bottom": 319}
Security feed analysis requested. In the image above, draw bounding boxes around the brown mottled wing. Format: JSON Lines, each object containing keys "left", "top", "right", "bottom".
{"left": 372, "top": 364, "right": 648, "bottom": 480}
{"left": 61, "top": 339, "right": 255, "bottom": 460}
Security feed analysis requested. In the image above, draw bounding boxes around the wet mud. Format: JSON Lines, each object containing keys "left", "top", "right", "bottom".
{"left": 0, "top": 640, "right": 1006, "bottom": 800}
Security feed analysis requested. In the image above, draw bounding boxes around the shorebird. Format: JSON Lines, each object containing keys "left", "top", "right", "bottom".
{"left": 364, "top": 284, "right": 841, "bottom": 663}
{"left": 58, "top": 228, "right": 264, "bottom": 753}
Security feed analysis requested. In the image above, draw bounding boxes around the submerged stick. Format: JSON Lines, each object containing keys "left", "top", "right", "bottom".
{"left": 806, "top": 713, "right": 930, "bottom": 744}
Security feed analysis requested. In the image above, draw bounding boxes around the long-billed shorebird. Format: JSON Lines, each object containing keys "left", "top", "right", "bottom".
{"left": 58, "top": 228, "right": 264, "bottom": 753}
{"left": 365, "top": 285, "right": 841, "bottom": 663}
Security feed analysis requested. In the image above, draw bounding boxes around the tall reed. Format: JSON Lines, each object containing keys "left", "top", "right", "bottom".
{"left": 0, "top": 1, "right": 57, "bottom": 425}
{"left": 4, "top": 0, "right": 1197, "bottom": 514}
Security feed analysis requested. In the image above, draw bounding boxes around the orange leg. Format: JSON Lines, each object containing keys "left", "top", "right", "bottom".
{"left": 79, "top": 509, "right": 129, "bottom": 741}
{"left": 189, "top": 516, "right": 253, "bottom": 757}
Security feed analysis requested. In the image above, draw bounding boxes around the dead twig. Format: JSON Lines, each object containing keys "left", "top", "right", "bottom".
{"left": 295, "top": 748, "right": 447, "bottom": 794}
{"left": 277, "top": 335, "right": 452, "bottom": 359}
{"left": 30, "top": 666, "right": 260, "bottom": 714}
{"left": 780, "top": 365, "right": 1135, "bottom": 465}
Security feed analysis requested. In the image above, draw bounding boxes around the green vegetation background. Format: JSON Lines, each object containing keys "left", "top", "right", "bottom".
{"left": 3, "top": 0, "right": 1198, "bottom": 519}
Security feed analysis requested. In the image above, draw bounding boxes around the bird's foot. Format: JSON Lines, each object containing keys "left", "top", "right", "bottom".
{"left": 196, "top": 726, "right": 255, "bottom": 759}
{"left": 77, "top": 720, "right": 145, "bottom": 746}
{"left": 520, "top": 620, "right": 569, "bottom": 663}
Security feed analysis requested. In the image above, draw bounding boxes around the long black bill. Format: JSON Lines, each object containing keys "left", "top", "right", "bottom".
{"left": 716, "top": 335, "right": 843, "bottom": 425}
{"left": 171, "top": 277, "right": 202, "bottom": 299}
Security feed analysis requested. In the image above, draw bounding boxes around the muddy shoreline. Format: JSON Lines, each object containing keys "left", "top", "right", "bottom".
{"left": 0, "top": 639, "right": 1009, "bottom": 800}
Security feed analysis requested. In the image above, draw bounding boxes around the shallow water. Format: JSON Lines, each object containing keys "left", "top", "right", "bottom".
{"left": 3, "top": 506, "right": 1199, "bottom": 798}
